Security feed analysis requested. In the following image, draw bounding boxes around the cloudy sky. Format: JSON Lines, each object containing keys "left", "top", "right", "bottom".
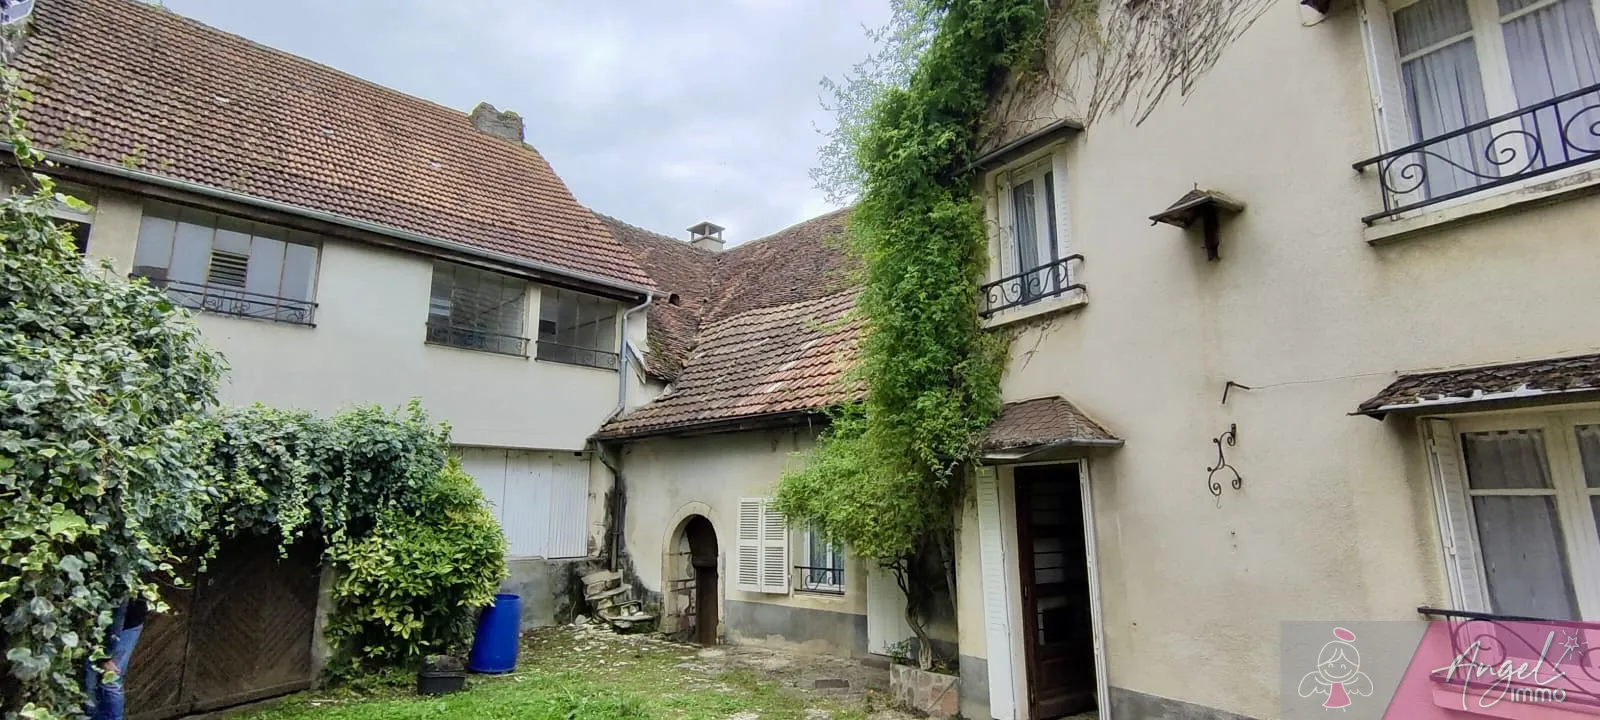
{"left": 155, "top": 0, "right": 888, "bottom": 245}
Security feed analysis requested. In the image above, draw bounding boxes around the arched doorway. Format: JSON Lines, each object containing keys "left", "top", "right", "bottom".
{"left": 683, "top": 516, "right": 718, "bottom": 645}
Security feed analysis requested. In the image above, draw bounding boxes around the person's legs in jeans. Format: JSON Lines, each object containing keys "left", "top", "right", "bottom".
{"left": 90, "top": 622, "right": 143, "bottom": 720}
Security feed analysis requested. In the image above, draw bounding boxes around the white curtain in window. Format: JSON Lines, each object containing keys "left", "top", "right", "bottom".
{"left": 1461, "top": 430, "right": 1579, "bottom": 620}
{"left": 1398, "top": 0, "right": 1495, "bottom": 198}
{"left": 1501, "top": 0, "right": 1600, "bottom": 167}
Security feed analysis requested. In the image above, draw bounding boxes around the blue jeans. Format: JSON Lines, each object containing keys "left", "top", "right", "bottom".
{"left": 83, "top": 621, "right": 142, "bottom": 720}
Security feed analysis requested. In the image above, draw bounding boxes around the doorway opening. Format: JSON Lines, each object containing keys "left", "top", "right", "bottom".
{"left": 1015, "top": 463, "right": 1097, "bottom": 719}
{"left": 684, "top": 516, "right": 719, "bottom": 645}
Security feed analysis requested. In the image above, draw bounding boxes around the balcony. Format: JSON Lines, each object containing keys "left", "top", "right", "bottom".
{"left": 1416, "top": 607, "right": 1600, "bottom": 708}
{"left": 979, "top": 255, "right": 1085, "bottom": 319}
{"left": 425, "top": 320, "right": 529, "bottom": 357}
{"left": 534, "top": 340, "right": 619, "bottom": 370}
{"left": 794, "top": 566, "right": 844, "bottom": 595}
{"left": 1355, "top": 82, "right": 1600, "bottom": 224}
{"left": 144, "top": 277, "right": 317, "bottom": 326}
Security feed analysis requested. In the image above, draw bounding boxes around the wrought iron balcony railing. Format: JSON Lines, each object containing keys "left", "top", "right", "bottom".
{"left": 979, "top": 255, "right": 1085, "bottom": 318}
{"left": 1418, "top": 606, "right": 1600, "bottom": 707}
{"left": 137, "top": 276, "right": 317, "bottom": 326}
{"left": 795, "top": 566, "right": 844, "bottom": 595}
{"left": 425, "top": 320, "right": 529, "bottom": 357}
{"left": 1355, "top": 81, "right": 1600, "bottom": 223}
{"left": 535, "top": 340, "right": 620, "bottom": 370}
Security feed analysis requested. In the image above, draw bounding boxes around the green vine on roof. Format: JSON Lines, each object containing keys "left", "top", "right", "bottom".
{"left": 777, "top": 0, "right": 1046, "bottom": 667}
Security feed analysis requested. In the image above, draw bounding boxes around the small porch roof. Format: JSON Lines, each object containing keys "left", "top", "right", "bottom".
{"left": 981, "top": 396, "right": 1122, "bottom": 463}
{"left": 1355, "top": 352, "right": 1600, "bottom": 418}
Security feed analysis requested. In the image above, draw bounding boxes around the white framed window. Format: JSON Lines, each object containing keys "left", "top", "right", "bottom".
{"left": 999, "top": 157, "right": 1064, "bottom": 301}
{"left": 1426, "top": 411, "right": 1600, "bottom": 620}
{"left": 132, "top": 201, "right": 320, "bottom": 325}
{"left": 427, "top": 262, "right": 529, "bottom": 356}
{"left": 536, "top": 288, "right": 620, "bottom": 370}
{"left": 736, "top": 498, "right": 790, "bottom": 595}
{"left": 1365, "top": 0, "right": 1600, "bottom": 202}
{"left": 799, "top": 524, "right": 845, "bottom": 595}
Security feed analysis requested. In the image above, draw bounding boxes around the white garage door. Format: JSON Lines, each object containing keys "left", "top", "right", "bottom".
{"left": 456, "top": 447, "right": 591, "bottom": 559}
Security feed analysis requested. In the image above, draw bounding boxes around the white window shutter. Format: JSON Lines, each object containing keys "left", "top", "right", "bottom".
{"left": 736, "top": 499, "right": 764, "bottom": 593}
{"left": 760, "top": 501, "right": 791, "bottom": 594}
{"left": 975, "top": 466, "right": 1017, "bottom": 720}
{"left": 996, "top": 172, "right": 1019, "bottom": 280}
{"left": 1360, "top": 0, "right": 1416, "bottom": 153}
{"left": 1424, "top": 419, "right": 1490, "bottom": 613}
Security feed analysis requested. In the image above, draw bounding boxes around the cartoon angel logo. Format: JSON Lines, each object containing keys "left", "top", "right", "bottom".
{"left": 1299, "top": 627, "right": 1374, "bottom": 710}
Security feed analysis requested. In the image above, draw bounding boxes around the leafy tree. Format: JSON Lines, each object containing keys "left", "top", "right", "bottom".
{"left": 0, "top": 57, "right": 226, "bottom": 718}
{"left": 778, "top": 0, "right": 1046, "bottom": 668}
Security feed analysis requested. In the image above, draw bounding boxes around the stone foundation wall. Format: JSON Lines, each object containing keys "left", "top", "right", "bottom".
{"left": 890, "top": 664, "right": 959, "bottom": 718}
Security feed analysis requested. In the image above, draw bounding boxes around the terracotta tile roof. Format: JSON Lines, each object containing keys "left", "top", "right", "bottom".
{"left": 982, "top": 397, "right": 1120, "bottom": 452}
{"left": 597, "top": 215, "right": 714, "bottom": 380}
{"left": 1356, "top": 352, "right": 1600, "bottom": 417}
{"left": 703, "top": 208, "right": 855, "bottom": 323}
{"left": 14, "top": 0, "right": 652, "bottom": 289}
{"left": 596, "top": 291, "right": 862, "bottom": 439}
{"left": 604, "top": 209, "right": 856, "bottom": 383}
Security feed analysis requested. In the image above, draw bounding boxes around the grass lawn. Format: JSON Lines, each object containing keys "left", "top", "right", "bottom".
{"left": 234, "top": 625, "right": 899, "bottom": 720}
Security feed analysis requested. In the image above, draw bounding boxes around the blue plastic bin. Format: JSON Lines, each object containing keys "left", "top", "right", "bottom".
{"left": 468, "top": 593, "right": 521, "bottom": 673}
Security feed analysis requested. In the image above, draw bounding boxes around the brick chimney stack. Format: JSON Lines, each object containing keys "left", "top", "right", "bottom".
{"left": 469, "top": 102, "right": 525, "bottom": 142}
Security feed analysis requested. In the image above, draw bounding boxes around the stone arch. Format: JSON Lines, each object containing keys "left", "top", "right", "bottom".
{"left": 661, "top": 502, "right": 725, "bottom": 643}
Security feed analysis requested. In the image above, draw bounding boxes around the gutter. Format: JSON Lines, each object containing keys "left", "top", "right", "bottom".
{"left": 42, "top": 152, "right": 656, "bottom": 298}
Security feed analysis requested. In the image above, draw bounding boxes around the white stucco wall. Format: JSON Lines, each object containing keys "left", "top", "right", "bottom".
{"left": 619, "top": 428, "right": 870, "bottom": 655}
{"left": 81, "top": 189, "right": 626, "bottom": 452}
{"left": 966, "top": 3, "right": 1600, "bottom": 718}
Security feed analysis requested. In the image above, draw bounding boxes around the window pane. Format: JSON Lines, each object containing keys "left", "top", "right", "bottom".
{"left": 1576, "top": 424, "right": 1600, "bottom": 487}
{"left": 1396, "top": 0, "right": 1473, "bottom": 56}
{"left": 245, "top": 235, "right": 286, "bottom": 299}
{"left": 281, "top": 243, "right": 317, "bottom": 303}
{"left": 1461, "top": 429, "right": 1553, "bottom": 489}
{"left": 213, "top": 218, "right": 252, "bottom": 255}
{"left": 1402, "top": 40, "right": 1494, "bottom": 197}
{"left": 538, "top": 288, "right": 559, "bottom": 341}
{"left": 557, "top": 290, "right": 580, "bottom": 346}
{"left": 1472, "top": 495, "right": 1579, "bottom": 619}
{"left": 1013, "top": 179, "right": 1042, "bottom": 272}
{"left": 1502, "top": 0, "right": 1600, "bottom": 168}
{"left": 495, "top": 284, "right": 526, "bottom": 337}
{"left": 133, "top": 215, "right": 176, "bottom": 275}
{"left": 575, "top": 296, "right": 598, "bottom": 351}
{"left": 170, "top": 219, "right": 214, "bottom": 286}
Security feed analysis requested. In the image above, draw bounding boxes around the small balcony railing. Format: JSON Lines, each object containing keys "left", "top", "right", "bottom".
{"left": 1417, "top": 606, "right": 1600, "bottom": 706}
{"left": 425, "top": 320, "right": 529, "bottom": 357}
{"left": 795, "top": 566, "right": 844, "bottom": 595}
{"left": 979, "top": 255, "right": 1085, "bottom": 318}
{"left": 139, "top": 277, "right": 317, "bottom": 326}
{"left": 535, "top": 340, "right": 619, "bottom": 370}
{"left": 1355, "top": 81, "right": 1600, "bottom": 223}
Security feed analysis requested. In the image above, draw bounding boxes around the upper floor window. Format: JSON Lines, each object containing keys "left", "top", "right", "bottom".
{"left": 537, "top": 288, "right": 619, "bottom": 370}
{"left": 1358, "top": 0, "right": 1600, "bottom": 219}
{"left": 132, "top": 201, "right": 319, "bottom": 325}
{"left": 982, "top": 154, "right": 1082, "bottom": 318}
{"left": 426, "top": 262, "right": 529, "bottom": 357}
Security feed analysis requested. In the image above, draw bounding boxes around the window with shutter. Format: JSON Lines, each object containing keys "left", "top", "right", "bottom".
{"left": 736, "top": 499, "right": 764, "bottom": 593}
{"left": 735, "top": 498, "right": 790, "bottom": 595}
{"left": 1426, "top": 412, "right": 1600, "bottom": 620}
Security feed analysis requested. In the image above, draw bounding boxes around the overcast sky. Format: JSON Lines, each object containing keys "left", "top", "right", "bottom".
{"left": 155, "top": 0, "right": 887, "bottom": 245}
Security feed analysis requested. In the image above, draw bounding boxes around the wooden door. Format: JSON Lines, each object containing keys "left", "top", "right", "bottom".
{"left": 1015, "top": 465, "right": 1096, "bottom": 719}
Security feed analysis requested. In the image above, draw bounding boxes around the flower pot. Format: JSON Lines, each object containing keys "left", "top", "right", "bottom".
{"left": 416, "top": 668, "right": 467, "bottom": 696}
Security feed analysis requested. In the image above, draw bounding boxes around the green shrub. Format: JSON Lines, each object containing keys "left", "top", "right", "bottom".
{"left": 324, "top": 459, "right": 507, "bottom": 675}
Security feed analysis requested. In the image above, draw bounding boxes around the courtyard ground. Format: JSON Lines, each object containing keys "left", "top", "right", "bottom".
{"left": 235, "top": 622, "right": 914, "bottom": 720}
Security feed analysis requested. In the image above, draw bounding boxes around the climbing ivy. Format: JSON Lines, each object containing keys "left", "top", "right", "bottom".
{"left": 777, "top": 0, "right": 1045, "bottom": 665}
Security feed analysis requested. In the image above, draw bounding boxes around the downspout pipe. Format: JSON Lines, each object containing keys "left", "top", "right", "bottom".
{"left": 611, "top": 291, "right": 655, "bottom": 421}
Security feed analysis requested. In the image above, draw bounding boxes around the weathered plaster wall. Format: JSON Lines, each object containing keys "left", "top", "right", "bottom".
{"left": 81, "top": 189, "right": 622, "bottom": 452}
{"left": 619, "top": 428, "right": 871, "bottom": 657}
{"left": 968, "top": 2, "right": 1600, "bottom": 718}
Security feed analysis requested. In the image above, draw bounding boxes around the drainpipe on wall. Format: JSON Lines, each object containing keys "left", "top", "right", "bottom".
{"left": 610, "top": 292, "right": 655, "bottom": 421}
{"left": 595, "top": 440, "right": 626, "bottom": 572}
